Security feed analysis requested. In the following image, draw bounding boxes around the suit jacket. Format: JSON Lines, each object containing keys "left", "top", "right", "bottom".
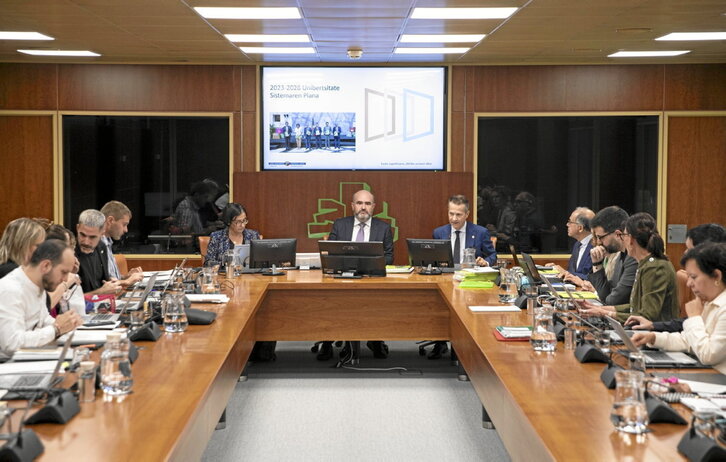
{"left": 568, "top": 239, "right": 593, "bottom": 279}
{"left": 587, "top": 252, "right": 637, "bottom": 305}
{"left": 328, "top": 216, "right": 394, "bottom": 265}
{"left": 432, "top": 222, "right": 497, "bottom": 266}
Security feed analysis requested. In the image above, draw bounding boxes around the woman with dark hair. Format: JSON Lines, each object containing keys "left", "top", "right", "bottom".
{"left": 204, "top": 203, "right": 261, "bottom": 267}
{"left": 580, "top": 212, "right": 679, "bottom": 322}
{"left": 631, "top": 243, "right": 726, "bottom": 373}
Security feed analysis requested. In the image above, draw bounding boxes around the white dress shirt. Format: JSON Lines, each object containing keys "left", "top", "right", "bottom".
{"left": 0, "top": 267, "right": 56, "bottom": 360}
{"left": 450, "top": 223, "right": 467, "bottom": 263}
{"left": 652, "top": 289, "right": 726, "bottom": 374}
{"left": 350, "top": 217, "right": 372, "bottom": 242}
{"left": 576, "top": 234, "right": 593, "bottom": 269}
{"left": 102, "top": 235, "right": 121, "bottom": 279}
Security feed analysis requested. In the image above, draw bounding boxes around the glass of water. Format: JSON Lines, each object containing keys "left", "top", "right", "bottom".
{"left": 162, "top": 294, "right": 188, "bottom": 333}
{"left": 530, "top": 304, "right": 556, "bottom": 352}
{"left": 498, "top": 280, "right": 518, "bottom": 303}
{"left": 610, "top": 370, "right": 649, "bottom": 434}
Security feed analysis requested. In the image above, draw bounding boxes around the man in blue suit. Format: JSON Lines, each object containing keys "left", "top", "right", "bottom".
{"left": 548, "top": 207, "right": 595, "bottom": 281}
{"left": 428, "top": 195, "right": 497, "bottom": 359}
{"left": 315, "top": 189, "right": 394, "bottom": 361}
{"left": 432, "top": 195, "right": 497, "bottom": 267}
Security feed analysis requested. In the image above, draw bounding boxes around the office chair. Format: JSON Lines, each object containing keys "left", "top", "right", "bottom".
{"left": 198, "top": 236, "right": 210, "bottom": 260}
{"left": 113, "top": 254, "right": 129, "bottom": 276}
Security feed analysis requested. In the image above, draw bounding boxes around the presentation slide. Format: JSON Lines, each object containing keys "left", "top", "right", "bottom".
{"left": 261, "top": 67, "right": 445, "bottom": 170}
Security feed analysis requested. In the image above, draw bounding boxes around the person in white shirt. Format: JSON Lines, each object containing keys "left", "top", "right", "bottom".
{"left": 632, "top": 242, "right": 726, "bottom": 374}
{"left": 294, "top": 123, "right": 303, "bottom": 149}
{"left": 0, "top": 239, "right": 83, "bottom": 360}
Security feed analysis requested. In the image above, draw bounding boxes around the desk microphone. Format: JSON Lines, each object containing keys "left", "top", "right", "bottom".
{"left": 0, "top": 392, "right": 45, "bottom": 461}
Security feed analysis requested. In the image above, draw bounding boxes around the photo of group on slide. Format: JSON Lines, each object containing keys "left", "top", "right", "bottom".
{"left": 270, "top": 112, "right": 356, "bottom": 153}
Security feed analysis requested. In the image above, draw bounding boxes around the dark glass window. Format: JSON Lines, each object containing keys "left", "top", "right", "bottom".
{"left": 476, "top": 115, "right": 659, "bottom": 254}
{"left": 63, "top": 115, "right": 230, "bottom": 254}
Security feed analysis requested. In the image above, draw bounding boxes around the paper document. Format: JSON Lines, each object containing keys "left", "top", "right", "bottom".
{"left": 0, "top": 360, "right": 60, "bottom": 375}
{"left": 185, "top": 294, "right": 229, "bottom": 303}
{"left": 680, "top": 379, "right": 726, "bottom": 395}
{"left": 461, "top": 267, "right": 499, "bottom": 274}
{"left": 57, "top": 330, "right": 111, "bottom": 345}
{"left": 11, "top": 347, "right": 74, "bottom": 361}
{"left": 496, "top": 326, "right": 532, "bottom": 338}
{"left": 469, "top": 305, "right": 520, "bottom": 312}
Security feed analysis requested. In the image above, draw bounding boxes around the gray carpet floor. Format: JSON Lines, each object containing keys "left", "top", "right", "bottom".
{"left": 202, "top": 341, "right": 511, "bottom": 462}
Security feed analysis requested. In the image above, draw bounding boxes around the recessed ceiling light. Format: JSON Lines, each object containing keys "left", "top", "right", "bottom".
{"left": 225, "top": 34, "right": 309, "bottom": 43}
{"left": 18, "top": 49, "right": 100, "bottom": 57}
{"left": 400, "top": 34, "right": 485, "bottom": 43}
{"left": 240, "top": 47, "right": 315, "bottom": 54}
{"left": 411, "top": 8, "right": 518, "bottom": 19}
{"left": 656, "top": 32, "right": 726, "bottom": 41}
{"left": 194, "top": 7, "right": 301, "bottom": 19}
{"left": 608, "top": 50, "right": 690, "bottom": 57}
{"left": 394, "top": 47, "right": 470, "bottom": 54}
{"left": 0, "top": 31, "right": 54, "bottom": 40}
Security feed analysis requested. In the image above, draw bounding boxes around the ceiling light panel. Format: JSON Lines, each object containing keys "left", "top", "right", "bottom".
{"left": 240, "top": 47, "right": 315, "bottom": 54}
{"left": 0, "top": 31, "right": 54, "bottom": 40}
{"left": 18, "top": 49, "right": 100, "bottom": 56}
{"left": 394, "top": 47, "right": 470, "bottom": 54}
{"left": 400, "top": 34, "right": 485, "bottom": 43}
{"left": 411, "top": 8, "right": 518, "bottom": 19}
{"left": 226, "top": 34, "right": 309, "bottom": 43}
{"left": 194, "top": 7, "right": 301, "bottom": 19}
{"left": 656, "top": 32, "right": 726, "bottom": 41}
{"left": 608, "top": 50, "right": 690, "bottom": 57}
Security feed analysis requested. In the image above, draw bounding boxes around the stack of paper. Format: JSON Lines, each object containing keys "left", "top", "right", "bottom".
{"left": 385, "top": 265, "right": 414, "bottom": 274}
{"left": 185, "top": 294, "right": 229, "bottom": 303}
{"left": 11, "top": 347, "right": 74, "bottom": 361}
{"left": 496, "top": 326, "right": 532, "bottom": 339}
{"left": 468, "top": 305, "right": 520, "bottom": 312}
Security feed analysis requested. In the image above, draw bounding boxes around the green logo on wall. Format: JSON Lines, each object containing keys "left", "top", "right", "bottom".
{"left": 306, "top": 182, "right": 399, "bottom": 241}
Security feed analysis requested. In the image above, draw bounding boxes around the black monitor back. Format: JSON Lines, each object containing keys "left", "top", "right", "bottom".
{"left": 406, "top": 239, "right": 454, "bottom": 269}
{"left": 250, "top": 238, "right": 297, "bottom": 269}
{"left": 318, "top": 241, "right": 386, "bottom": 276}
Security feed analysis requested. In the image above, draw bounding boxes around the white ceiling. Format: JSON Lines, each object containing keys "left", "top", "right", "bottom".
{"left": 0, "top": 0, "right": 724, "bottom": 65}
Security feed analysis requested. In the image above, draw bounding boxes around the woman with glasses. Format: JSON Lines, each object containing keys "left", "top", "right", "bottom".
{"left": 631, "top": 243, "right": 726, "bottom": 373}
{"left": 579, "top": 212, "right": 679, "bottom": 323}
{"left": 204, "top": 203, "right": 260, "bottom": 267}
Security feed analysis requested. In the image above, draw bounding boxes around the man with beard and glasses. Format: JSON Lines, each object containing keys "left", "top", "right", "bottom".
{"left": 0, "top": 239, "right": 83, "bottom": 360}
{"left": 571, "top": 206, "right": 638, "bottom": 306}
{"left": 314, "top": 189, "right": 394, "bottom": 361}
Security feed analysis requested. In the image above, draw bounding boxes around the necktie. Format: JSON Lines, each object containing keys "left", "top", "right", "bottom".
{"left": 453, "top": 230, "right": 461, "bottom": 264}
{"left": 356, "top": 222, "right": 366, "bottom": 242}
{"left": 570, "top": 240, "right": 581, "bottom": 272}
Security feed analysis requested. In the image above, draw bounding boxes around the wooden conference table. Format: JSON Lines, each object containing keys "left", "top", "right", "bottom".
{"left": 26, "top": 271, "right": 691, "bottom": 461}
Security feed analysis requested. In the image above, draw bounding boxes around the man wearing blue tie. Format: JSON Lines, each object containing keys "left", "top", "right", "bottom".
{"left": 548, "top": 207, "right": 595, "bottom": 281}
{"left": 429, "top": 195, "right": 497, "bottom": 359}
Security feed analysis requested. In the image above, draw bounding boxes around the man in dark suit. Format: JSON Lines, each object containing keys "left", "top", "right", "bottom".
{"left": 548, "top": 207, "right": 595, "bottom": 281}
{"left": 316, "top": 189, "right": 394, "bottom": 361}
{"left": 428, "top": 194, "right": 497, "bottom": 359}
{"left": 75, "top": 209, "right": 122, "bottom": 296}
{"left": 281, "top": 122, "right": 292, "bottom": 151}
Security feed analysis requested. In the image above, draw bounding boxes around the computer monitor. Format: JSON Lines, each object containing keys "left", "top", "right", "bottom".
{"left": 249, "top": 239, "right": 297, "bottom": 269}
{"left": 406, "top": 239, "right": 454, "bottom": 269}
{"left": 318, "top": 241, "right": 386, "bottom": 277}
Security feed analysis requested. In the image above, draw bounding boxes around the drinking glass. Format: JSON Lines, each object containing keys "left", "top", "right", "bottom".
{"left": 129, "top": 310, "right": 145, "bottom": 329}
{"left": 496, "top": 259, "right": 509, "bottom": 269}
{"left": 524, "top": 285, "right": 537, "bottom": 315}
{"left": 594, "top": 330, "right": 611, "bottom": 354}
{"left": 162, "top": 293, "right": 188, "bottom": 333}
{"left": 498, "top": 281, "right": 518, "bottom": 304}
{"left": 461, "top": 248, "right": 476, "bottom": 269}
{"left": 198, "top": 267, "right": 218, "bottom": 294}
{"left": 610, "top": 370, "right": 648, "bottom": 434}
{"left": 628, "top": 351, "right": 646, "bottom": 372}
{"left": 692, "top": 411, "right": 718, "bottom": 440}
{"left": 530, "top": 305, "right": 556, "bottom": 352}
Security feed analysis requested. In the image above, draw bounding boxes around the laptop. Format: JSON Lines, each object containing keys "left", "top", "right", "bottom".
{"left": 521, "top": 252, "right": 564, "bottom": 285}
{"left": 84, "top": 273, "right": 158, "bottom": 326}
{"left": 607, "top": 316, "right": 700, "bottom": 367}
{"left": 0, "top": 332, "right": 74, "bottom": 391}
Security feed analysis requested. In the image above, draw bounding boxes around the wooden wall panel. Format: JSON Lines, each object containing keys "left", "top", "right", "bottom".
{"left": 233, "top": 171, "right": 472, "bottom": 264}
{"left": 473, "top": 66, "right": 568, "bottom": 112}
{"left": 451, "top": 66, "right": 466, "bottom": 113}
{"left": 0, "top": 116, "right": 54, "bottom": 229}
{"left": 240, "top": 65, "right": 257, "bottom": 172}
{"left": 564, "top": 65, "right": 664, "bottom": 111}
{"left": 0, "top": 64, "right": 58, "bottom": 110}
{"left": 664, "top": 64, "right": 726, "bottom": 110}
{"left": 57, "top": 64, "right": 239, "bottom": 111}
{"left": 665, "top": 116, "right": 726, "bottom": 265}
{"left": 449, "top": 111, "right": 466, "bottom": 172}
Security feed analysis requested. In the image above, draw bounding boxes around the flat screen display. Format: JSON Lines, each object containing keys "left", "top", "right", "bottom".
{"left": 261, "top": 67, "right": 446, "bottom": 170}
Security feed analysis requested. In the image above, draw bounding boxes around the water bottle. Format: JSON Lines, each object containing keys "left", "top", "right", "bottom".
{"left": 100, "top": 332, "right": 133, "bottom": 395}
{"left": 163, "top": 293, "right": 188, "bottom": 333}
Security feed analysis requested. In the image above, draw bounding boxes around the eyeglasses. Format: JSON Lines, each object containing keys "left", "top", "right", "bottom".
{"left": 231, "top": 218, "right": 248, "bottom": 226}
{"left": 594, "top": 232, "right": 612, "bottom": 241}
